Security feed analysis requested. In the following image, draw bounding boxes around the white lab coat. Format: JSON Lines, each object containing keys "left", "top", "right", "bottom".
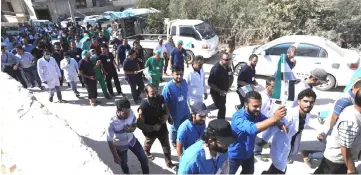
{"left": 185, "top": 67, "right": 207, "bottom": 106}
{"left": 270, "top": 106, "right": 311, "bottom": 172}
{"left": 60, "top": 58, "right": 79, "bottom": 82}
{"left": 37, "top": 57, "right": 61, "bottom": 89}
{"left": 258, "top": 90, "right": 276, "bottom": 142}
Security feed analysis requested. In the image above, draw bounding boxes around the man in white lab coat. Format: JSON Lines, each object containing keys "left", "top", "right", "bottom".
{"left": 60, "top": 52, "right": 80, "bottom": 98}
{"left": 254, "top": 76, "right": 275, "bottom": 161}
{"left": 185, "top": 56, "right": 207, "bottom": 106}
{"left": 154, "top": 36, "right": 167, "bottom": 81}
{"left": 37, "top": 49, "right": 65, "bottom": 103}
{"left": 262, "top": 89, "right": 316, "bottom": 174}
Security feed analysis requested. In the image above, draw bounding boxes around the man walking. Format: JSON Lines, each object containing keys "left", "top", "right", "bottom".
{"left": 162, "top": 67, "right": 190, "bottom": 147}
{"left": 137, "top": 84, "right": 177, "bottom": 170}
{"left": 60, "top": 52, "right": 80, "bottom": 98}
{"left": 164, "top": 36, "right": 175, "bottom": 75}
{"left": 144, "top": 50, "right": 164, "bottom": 88}
{"left": 208, "top": 52, "right": 234, "bottom": 119}
{"left": 1, "top": 45, "right": 27, "bottom": 88}
{"left": 185, "top": 55, "right": 207, "bottom": 106}
{"left": 68, "top": 41, "right": 84, "bottom": 87}
{"left": 79, "top": 50, "right": 98, "bottom": 106}
{"left": 107, "top": 98, "right": 149, "bottom": 174}
{"left": 90, "top": 49, "right": 111, "bottom": 99}
{"left": 37, "top": 50, "right": 65, "bottom": 103}
{"left": 116, "top": 39, "right": 131, "bottom": 66}
{"left": 169, "top": 40, "right": 188, "bottom": 71}
{"left": 99, "top": 45, "right": 123, "bottom": 96}
{"left": 16, "top": 46, "right": 42, "bottom": 89}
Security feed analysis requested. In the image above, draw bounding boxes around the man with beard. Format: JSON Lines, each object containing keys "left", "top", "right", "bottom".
{"left": 236, "top": 54, "right": 259, "bottom": 110}
{"left": 178, "top": 119, "right": 236, "bottom": 174}
{"left": 123, "top": 49, "right": 144, "bottom": 103}
{"left": 99, "top": 45, "right": 123, "bottom": 96}
{"left": 176, "top": 102, "right": 207, "bottom": 158}
{"left": 137, "top": 84, "right": 177, "bottom": 170}
{"left": 262, "top": 89, "right": 316, "bottom": 174}
{"left": 79, "top": 50, "right": 98, "bottom": 106}
{"left": 37, "top": 50, "right": 65, "bottom": 103}
{"left": 228, "top": 91, "right": 287, "bottom": 174}
{"left": 208, "top": 52, "right": 234, "bottom": 119}
{"left": 52, "top": 44, "right": 66, "bottom": 86}
{"left": 185, "top": 56, "right": 207, "bottom": 106}
{"left": 162, "top": 66, "right": 190, "bottom": 148}
{"left": 68, "top": 41, "right": 85, "bottom": 87}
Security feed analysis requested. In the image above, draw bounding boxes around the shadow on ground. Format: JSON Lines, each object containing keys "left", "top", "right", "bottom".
{"left": 80, "top": 136, "right": 173, "bottom": 174}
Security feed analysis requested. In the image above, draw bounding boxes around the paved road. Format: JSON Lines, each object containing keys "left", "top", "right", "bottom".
{"left": 30, "top": 53, "right": 361, "bottom": 174}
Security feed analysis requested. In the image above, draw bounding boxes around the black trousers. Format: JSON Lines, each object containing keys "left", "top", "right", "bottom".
{"left": 128, "top": 77, "right": 144, "bottom": 100}
{"left": 262, "top": 163, "right": 286, "bottom": 174}
{"left": 106, "top": 73, "right": 122, "bottom": 94}
{"left": 210, "top": 91, "right": 226, "bottom": 119}
{"left": 60, "top": 69, "right": 64, "bottom": 86}
{"left": 313, "top": 158, "right": 347, "bottom": 174}
{"left": 163, "top": 56, "right": 169, "bottom": 73}
{"left": 85, "top": 79, "right": 98, "bottom": 99}
{"left": 3, "top": 65, "right": 27, "bottom": 88}
{"left": 236, "top": 88, "right": 245, "bottom": 108}
{"left": 143, "top": 130, "right": 172, "bottom": 165}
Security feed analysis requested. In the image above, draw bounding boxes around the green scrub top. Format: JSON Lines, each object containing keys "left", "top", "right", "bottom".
{"left": 91, "top": 57, "right": 103, "bottom": 78}
{"left": 145, "top": 56, "right": 164, "bottom": 78}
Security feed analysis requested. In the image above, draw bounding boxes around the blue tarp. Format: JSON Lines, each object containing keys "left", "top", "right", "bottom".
{"left": 103, "top": 8, "right": 160, "bottom": 20}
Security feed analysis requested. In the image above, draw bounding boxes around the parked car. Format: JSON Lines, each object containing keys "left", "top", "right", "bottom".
{"left": 232, "top": 35, "right": 360, "bottom": 91}
{"left": 60, "top": 17, "right": 84, "bottom": 28}
{"left": 82, "top": 15, "right": 99, "bottom": 27}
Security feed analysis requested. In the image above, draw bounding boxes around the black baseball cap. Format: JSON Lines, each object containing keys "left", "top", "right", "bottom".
{"left": 207, "top": 119, "right": 236, "bottom": 145}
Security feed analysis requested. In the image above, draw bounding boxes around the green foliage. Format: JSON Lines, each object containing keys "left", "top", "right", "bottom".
{"left": 136, "top": 0, "right": 361, "bottom": 47}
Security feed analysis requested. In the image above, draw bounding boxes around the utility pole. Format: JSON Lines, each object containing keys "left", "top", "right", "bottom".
{"left": 68, "top": 0, "right": 75, "bottom": 24}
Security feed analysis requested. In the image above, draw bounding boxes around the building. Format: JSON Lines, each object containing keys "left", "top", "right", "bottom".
{"left": 1, "top": 0, "right": 37, "bottom": 22}
{"left": 31, "top": 0, "right": 136, "bottom": 22}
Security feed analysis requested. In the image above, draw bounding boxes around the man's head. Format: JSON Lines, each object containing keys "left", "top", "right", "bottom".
{"left": 351, "top": 78, "right": 361, "bottom": 96}
{"left": 98, "top": 32, "right": 103, "bottom": 37}
{"left": 171, "top": 66, "right": 184, "bottom": 83}
{"left": 115, "top": 98, "right": 131, "bottom": 119}
{"left": 297, "top": 88, "right": 317, "bottom": 114}
{"left": 308, "top": 68, "right": 328, "bottom": 86}
{"left": 177, "top": 40, "right": 183, "bottom": 49}
{"left": 244, "top": 91, "right": 262, "bottom": 117}
{"left": 354, "top": 89, "right": 361, "bottom": 108}
{"left": 43, "top": 49, "right": 51, "bottom": 60}
{"left": 249, "top": 54, "right": 258, "bottom": 68}
{"left": 202, "top": 119, "right": 236, "bottom": 154}
{"left": 1, "top": 45, "right": 6, "bottom": 53}
{"left": 158, "top": 36, "right": 163, "bottom": 45}
{"left": 190, "top": 102, "right": 207, "bottom": 125}
{"left": 81, "top": 50, "right": 91, "bottom": 60}
{"left": 75, "top": 35, "right": 80, "bottom": 41}
{"left": 16, "top": 46, "right": 24, "bottom": 55}
{"left": 70, "top": 41, "right": 76, "bottom": 49}
{"left": 122, "top": 39, "right": 128, "bottom": 45}
{"left": 92, "top": 37, "right": 98, "bottom": 45}
{"left": 22, "top": 38, "right": 28, "bottom": 45}
{"left": 128, "top": 49, "right": 137, "bottom": 59}
{"left": 219, "top": 52, "right": 230, "bottom": 66}
{"left": 145, "top": 84, "right": 161, "bottom": 107}
{"left": 192, "top": 56, "right": 204, "bottom": 71}
{"left": 54, "top": 44, "right": 61, "bottom": 51}
{"left": 100, "top": 44, "right": 108, "bottom": 55}
{"left": 154, "top": 50, "right": 161, "bottom": 59}
{"left": 287, "top": 46, "right": 297, "bottom": 58}
{"left": 265, "top": 76, "right": 275, "bottom": 96}
{"left": 168, "top": 36, "right": 173, "bottom": 42}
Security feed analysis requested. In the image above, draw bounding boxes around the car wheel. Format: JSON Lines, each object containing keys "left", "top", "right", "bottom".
{"left": 315, "top": 74, "right": 336, "bottom": 91}
{"left": 185, "top": 50, "right": 195, "bottom": 64}
{"left": 234, "top": 62, "right": 246, "bottom": 76}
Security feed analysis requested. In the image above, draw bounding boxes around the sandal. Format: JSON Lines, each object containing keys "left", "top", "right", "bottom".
{"left": 146, "top": 153, "right": 154, "bottom": 161}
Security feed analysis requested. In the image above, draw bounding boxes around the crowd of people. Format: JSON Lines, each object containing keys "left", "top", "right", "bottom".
{"left": 1, "top": 21, "right": 361, "bottom": 174}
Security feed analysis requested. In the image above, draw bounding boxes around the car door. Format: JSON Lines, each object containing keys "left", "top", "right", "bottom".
{"left": 293, "top": 43, "right": 328, "bottom": 79}
{"left": 175, "top": 25, "right": 202, "bottom": 52}
{"left": 259, "top": 42, "right": 295, "bottom": 76}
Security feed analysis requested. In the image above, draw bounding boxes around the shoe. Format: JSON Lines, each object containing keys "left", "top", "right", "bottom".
{"left": 167, "top": 163, "right": 178, "bottom": 171}
{"left": 49, "top": 96, "right": 53, "bottom": 102}
{"left": 31, "top": 84, "right": 35, "bottom": 88}
{"left": 288, "top": 159, "right": 294, "bottom": 164}
{"left": 81, "top": 84, "right": 85, "bottom": 88}
{"left": 58, "top": 100, "right": 67, "bottom": 103}
{"left": 304, "top": 158, "right": 312, "bottom": 168}
{"left": 39, "top": 86, "right": 45, "bottom": 90}
{"left": 255, "top": 154, "right": 269, "bottom": 162}
{"left": 109, "top": 93, "right": 115, "bottom": 97}
{"left": 75, "top": 92, "right": 80, "bottom": 98}
{"left": 145, "top": 153, "right": 154, "bottom": 161}
{"left": 118, "top": 92, "right": 124, "bottom": 96}
{"left": 105, "top": 95, "right": 112, "bottom": 99}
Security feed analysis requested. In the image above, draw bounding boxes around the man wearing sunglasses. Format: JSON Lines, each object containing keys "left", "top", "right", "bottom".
{"left": 176, "top": 102, "right": 207, "bottom": 158}
{"left": 208, "top": 52, "right": 234, "bottom": 119}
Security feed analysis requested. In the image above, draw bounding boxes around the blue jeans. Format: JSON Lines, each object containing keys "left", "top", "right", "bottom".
{"left": 50, "top": 86, "right": 62, "bottom": 100}
{"left": 229, "top": 156, "right": 255, "bottom": 174}
{"left": 23, "top": 66, "right": 41, "bottom": 87}
{"left": 69, "top": 81, "right": 79, "bottom": 94}
{"left": 116, "top": 139, "right": 149, "bottom": 174}
{"left": 170, "top": 117, "right": 188, "bottom": 144}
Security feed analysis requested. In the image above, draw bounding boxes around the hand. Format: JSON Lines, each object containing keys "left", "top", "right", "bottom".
{"left": 89, "top": 76, "right": 96, "bottom": 80}
{"left": 317, "top": 134, "right": 324, "bottom": 141}
{"left": 96, "top": 60, "right": 101, "bottom": 66}
{"left": 273, "top": 106, "right": 287, "bottom": 120}
{"left": 204, "top": 93, "right": 208, "bottom": 100}
{"left": 13, "top": 65, "right": 18, "bottom": 70}
{"left": 153, "top": 124, "right": 161, "bottom": 131}
{"left": 113, "top": 154, "right": 121, "bottom": 164}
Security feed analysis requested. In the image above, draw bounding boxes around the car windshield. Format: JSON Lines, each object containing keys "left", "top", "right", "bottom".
{"left": 194, "top": 22, "right": 216, "bottom": 40}
{"left": 326, "top": 39, "right": 345, "bottom": 57}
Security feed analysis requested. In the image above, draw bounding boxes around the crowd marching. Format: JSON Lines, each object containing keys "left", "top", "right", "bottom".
{"left": 1, "top": 22, "right": 361, "bottom": 174}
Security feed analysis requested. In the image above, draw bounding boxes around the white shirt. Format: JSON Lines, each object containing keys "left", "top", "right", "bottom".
{"left": 185, "top": 67, "right": 207, "bottom": 105}
{"left": 270, "top": 106, "right": 311, "bottom": 172}
{"left": 60, "top": 58, "right": 79, "bottom": 82}
{"left": 260, "top": 90, "right": 274, "bottom": 117}
{"left": 154, "top": 44, "right": 167, "bottom": 58}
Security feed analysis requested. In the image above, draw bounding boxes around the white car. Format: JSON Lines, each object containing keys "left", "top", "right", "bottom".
{"left": 82, "top": 15, "right": 99, "bottom": 27}
{"left": 60, "top": 17, "right": 84, "bottom": 28}
{"left": 232, "top": 35, "right": 360, "bottom": 91}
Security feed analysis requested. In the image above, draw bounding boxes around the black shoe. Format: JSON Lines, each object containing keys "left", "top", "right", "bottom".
{"left": 81, "top": 84, "right": 85, "bottom": 88}
{"left": 75, "top": 92, "right": 80, "bottom": 98}
{"left": 109, "top": 93, "right": 115, "bottom": 97}
{"left": 105, "top": 95, "right": 112, "bottom": 99}
{"left": 58, "top": 99, "right": 67, "bottom": 103}
{"left": 49, "top": 96, "right": 53, "bottom": 102}
{"left": 39, "top": 86, "right": 45, "bottom": 90}
{"left": 31, "top": 84, "right": 35, "bottom": 88}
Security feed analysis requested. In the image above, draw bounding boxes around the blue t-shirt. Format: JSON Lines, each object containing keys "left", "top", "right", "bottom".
{"left": 228, "top": 107, "right": 267, "bottom": 159}
{"left": 333, "top": 90, "right": 354, "bottom": 116}
{"left": 171, "top": 48, "right": 187, "bottom": 68}
{"left": 117, "top": 44, "right": 131, "bottom": 64}
{"left": 178, "top": 140, "right": 228, "bottom": 174}
{"left": 123, "top": 58, "right": 140, "bottom": 81}
{"left": 177, "top": 119, "right": 206, "bottom": 151}
{"left": 162, "top": 79, "right": 190, "bottom": 127}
